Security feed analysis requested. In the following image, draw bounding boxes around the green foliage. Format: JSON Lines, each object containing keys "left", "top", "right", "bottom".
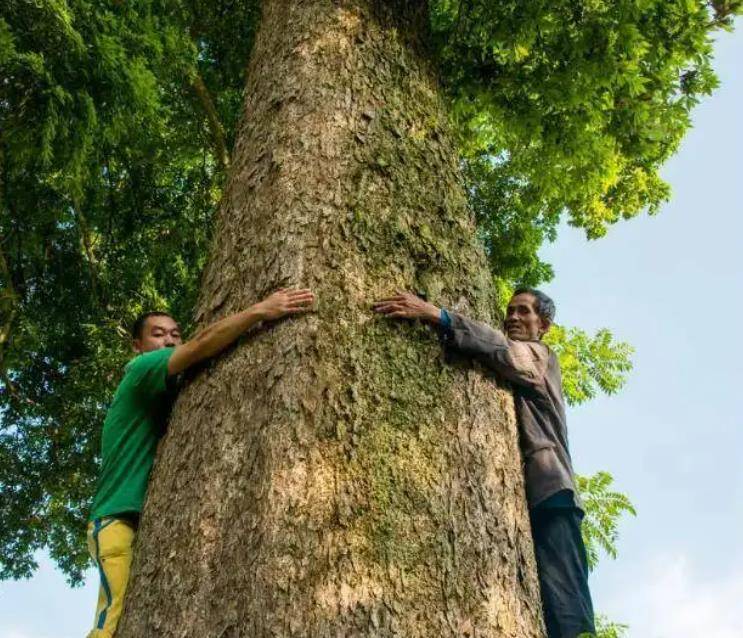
{"left": 577, "top": 471, "right": 637, "bottom": 571}
{"left": 588, "top": 615, "right": 630, "bottom": 638}
{"left": 433, "top": 0, "right": 738, "bottom": 283}
{"left": 0, "top": 0, "right": 735, "bottom": 588}
{"left": 467, "top": 155, "right": 556, "bottom": 287}
{"left": 0, "top": 0, "right": 258, "bottom": 584}
{"left": 545, "top": 325, "right": 634, "bottom": 406}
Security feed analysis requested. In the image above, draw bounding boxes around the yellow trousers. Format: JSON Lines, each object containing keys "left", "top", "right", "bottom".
{"left": 86, "top": 517, "right": 136, "bottom": 638}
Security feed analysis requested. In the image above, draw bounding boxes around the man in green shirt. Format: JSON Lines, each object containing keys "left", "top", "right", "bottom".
{"left": 86, "top": 288, "right": 315, "bottom": 638}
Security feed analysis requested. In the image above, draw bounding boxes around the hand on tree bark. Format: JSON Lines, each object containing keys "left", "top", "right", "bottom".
{"left": 254, "top": 288, "right": 315, "bottom": 321}
{"left": 373, "top": 291, "right": 441, "bottom": 323}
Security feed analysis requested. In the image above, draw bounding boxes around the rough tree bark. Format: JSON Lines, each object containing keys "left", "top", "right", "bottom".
{"left": 117, "top": 1, "right": 545, "bottom": 636}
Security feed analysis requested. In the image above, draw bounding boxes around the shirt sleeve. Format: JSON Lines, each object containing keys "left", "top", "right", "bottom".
{"left": 124, "top": 347, "right": 174, "bottom": 399}
{"left": 438, "top": 310, "right": 548, "bottom": 386}
{"left": 440, "top": 308, "right": 453, "bottom": 332}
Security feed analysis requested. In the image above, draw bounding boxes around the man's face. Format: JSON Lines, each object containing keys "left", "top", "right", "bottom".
{"left": 504, "top": 293, "right": 550, "bottom": 341}
{"left": 133, "top": 315, "right": 182, "bottom": 353}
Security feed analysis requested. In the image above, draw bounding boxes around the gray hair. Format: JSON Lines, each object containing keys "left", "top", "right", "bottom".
{"left": 513, "top": 288, "right": 556, "bottom": 324}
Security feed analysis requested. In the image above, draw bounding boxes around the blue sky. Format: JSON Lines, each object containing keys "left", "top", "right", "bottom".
{"left": 2, "top": 25, "right": 742, "bottom": 638}
{"left": 540, "top": 26, "right": 743, "bottom": 637}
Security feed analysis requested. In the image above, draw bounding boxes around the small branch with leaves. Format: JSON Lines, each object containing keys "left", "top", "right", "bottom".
{"left": 191, "top": 71, "right": 231, "bottom": 172}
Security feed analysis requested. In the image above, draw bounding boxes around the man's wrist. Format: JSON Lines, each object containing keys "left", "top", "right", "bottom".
{"left": 246, "top": 304, "right": 267, "bottom": 323}
{"left": 425, "top": 304, "right": 442, "bottom": 324}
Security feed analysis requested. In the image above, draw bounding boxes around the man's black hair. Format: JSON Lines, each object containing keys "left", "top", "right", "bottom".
{"left": 513, "top": 288, "right": 556, "bottom": 324}
{"left": 131, "top": 311, "right": 175, "bottom": 339}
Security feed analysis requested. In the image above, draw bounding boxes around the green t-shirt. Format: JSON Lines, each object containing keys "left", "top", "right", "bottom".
{"left": 89, "top": 347, "right": 175, "bottom": 521}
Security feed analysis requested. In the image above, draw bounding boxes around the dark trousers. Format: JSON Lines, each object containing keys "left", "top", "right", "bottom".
{"left": 531, "top": 505, "right": 596, "bottom": 638}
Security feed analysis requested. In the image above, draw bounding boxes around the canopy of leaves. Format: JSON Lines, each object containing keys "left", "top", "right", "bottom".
{"left": 435, "top": 0, "right": 738, "bottom": 282}
{"left": 0, "top": 0, "right": 736, "bottom": 582}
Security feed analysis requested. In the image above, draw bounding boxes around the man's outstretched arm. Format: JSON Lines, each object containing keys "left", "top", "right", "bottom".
{"left": 167, "top": 288, "right": 315, "bottom": 375}
{"left": 373, "top": 291, "right": 545, "bottom": 386}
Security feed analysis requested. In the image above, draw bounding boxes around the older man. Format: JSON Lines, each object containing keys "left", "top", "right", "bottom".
{"left": 374, "top": 288, "right": 595, "bottom": 638}
{"left": 86, "top": 288, "right": 315, "bottom": 638}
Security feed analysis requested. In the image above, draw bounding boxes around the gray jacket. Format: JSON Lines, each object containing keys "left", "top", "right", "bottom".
{"left": 440, "top": 311, "right": 581, "bottom": 511}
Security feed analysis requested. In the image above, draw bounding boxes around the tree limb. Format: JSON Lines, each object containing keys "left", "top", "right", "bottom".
{"left": 0, "top": 241, "right": 20, "bottom": 400}
{"left": 709, "top": 0, "right": 743, "bottom": 28}
{"left": 192, "top": 72, "right": 231, "bottom": 172}
{"left": 73, "top": 203, "right": 101, "bottom": 305}
{"left": 0, "top": 139, "right": 20, "bottom": 400}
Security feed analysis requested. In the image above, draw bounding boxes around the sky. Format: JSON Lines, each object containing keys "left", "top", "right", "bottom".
{"left": 1, "top": 24, "right": 742, "bottom": 638}
{"left": 539, "top": 27, "right": 743, "bottom": 638}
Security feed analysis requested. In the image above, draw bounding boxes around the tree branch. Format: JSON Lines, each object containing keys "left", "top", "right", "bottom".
{"left": 192, "top": 72, "right": 231, "bottom": 172}
{"left": 0, "top": 138, "right": 21, "bottom": 401}
{"left": 0, "top": 241, "right": 20, "bottom": 400}
{"left": 708, "top": 0, "right": 743, "bottom": 28}
{"left": 73, "top": 203, "right": 101, "bottom": 305}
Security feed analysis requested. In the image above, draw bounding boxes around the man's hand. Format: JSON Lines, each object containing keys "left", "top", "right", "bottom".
{"left": 373, "top": 291, "right": 441, "bottom": 324}
{"left": 254, "top": 288, "right": 315, "bottom": 321}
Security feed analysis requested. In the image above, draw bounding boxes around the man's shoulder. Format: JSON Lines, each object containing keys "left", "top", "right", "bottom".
{"left": 124, "top": 347, "right": 173, "bottom": 374}
{"left": 116, "top": 348, "right": 174, "bottom": 400}
{"left": 539, "top": 341, "right": 560, "bottom": 370}
{"left": 511, "top": 338, "right": 550, "bottom": 361}
{"left": 543, "top": 342, "right": 558, "bottom": 361}
{"left": 506, "top": 339, "right": 553, "bottom": 382}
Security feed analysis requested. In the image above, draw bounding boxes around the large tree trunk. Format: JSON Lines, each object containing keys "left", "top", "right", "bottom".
{"left": 117, "top": 1, "right": 544, "bottom": 636}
